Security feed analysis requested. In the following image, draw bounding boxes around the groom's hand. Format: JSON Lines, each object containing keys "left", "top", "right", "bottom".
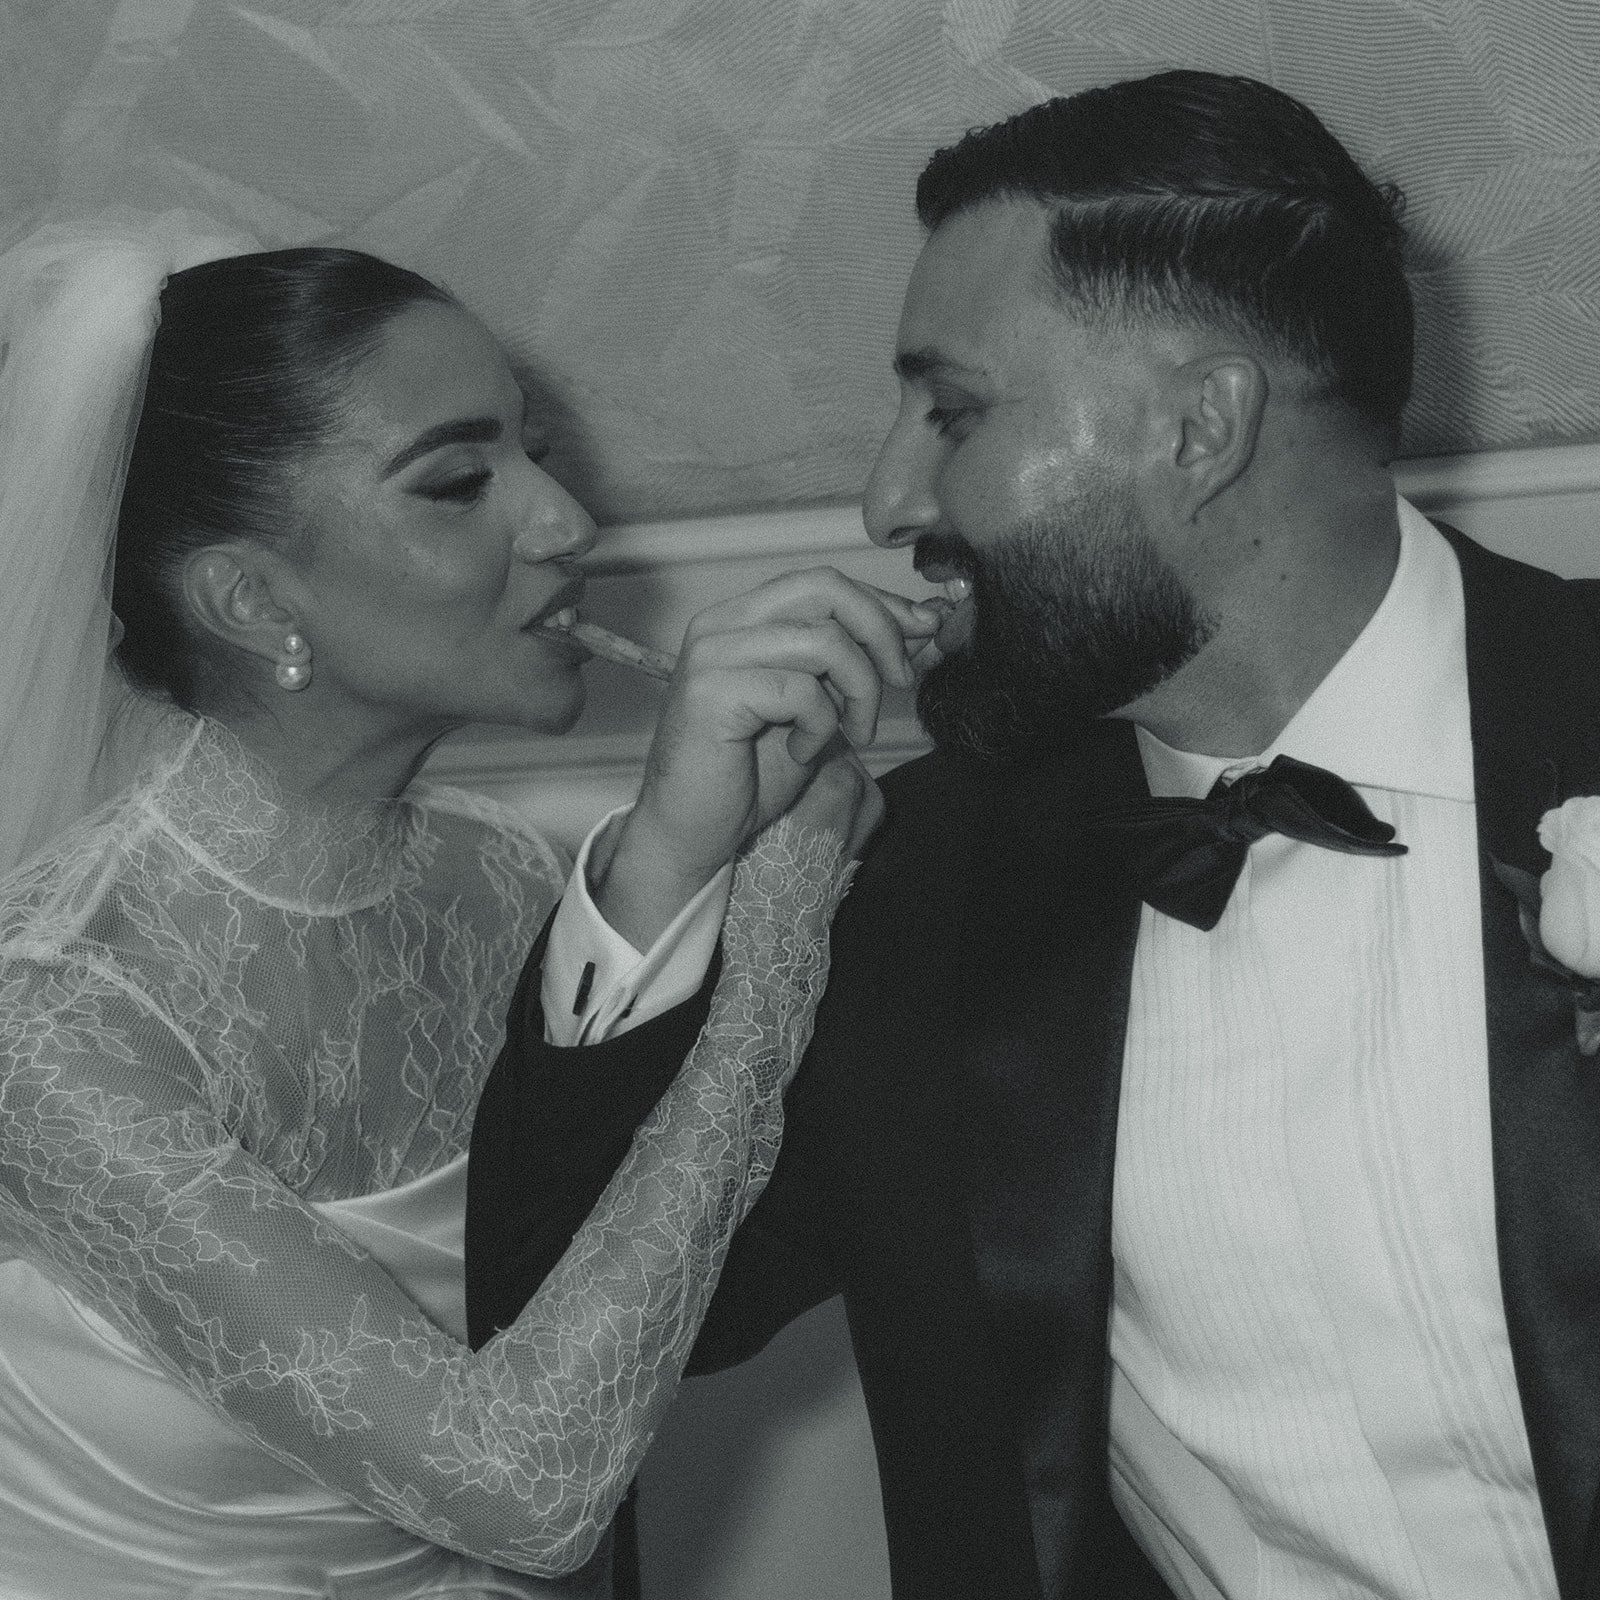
{"left": 589, "top": 568, "right": 941, "bottom": 951}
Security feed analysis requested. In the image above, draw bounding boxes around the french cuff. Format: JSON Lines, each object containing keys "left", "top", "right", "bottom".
{"left": 541, "top": 804, "right": 734, "bottom": 1047}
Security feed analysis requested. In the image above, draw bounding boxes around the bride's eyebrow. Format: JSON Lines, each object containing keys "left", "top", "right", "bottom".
{"left": 381, "top": 416, "right": 502, "bottom": 478}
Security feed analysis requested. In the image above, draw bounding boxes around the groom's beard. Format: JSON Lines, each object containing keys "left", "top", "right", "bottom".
{"left": 915, "top": 484, "right": 1216, "bottom": 768}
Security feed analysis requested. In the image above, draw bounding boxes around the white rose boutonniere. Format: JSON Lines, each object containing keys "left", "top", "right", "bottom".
{"left": 1492, "top": 799, "right": 1600, "bottom": 1055}
{"left": 1538, "top": 797, "right": 1600, "bottom": 977}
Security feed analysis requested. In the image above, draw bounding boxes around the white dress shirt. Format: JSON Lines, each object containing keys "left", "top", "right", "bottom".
{"left": 542, "top": 811, "right": 731, "bottom": 1047}
{"left": 544, "top": 497, "right": 1557, "bottom": 1599}
{"left": 1109, "top": 500, "right": 1554, "bottom": 1599}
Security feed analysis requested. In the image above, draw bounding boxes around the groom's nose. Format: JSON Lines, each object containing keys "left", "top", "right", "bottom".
{"left": 863, "top": 409, "right": 941, "bottom": 550}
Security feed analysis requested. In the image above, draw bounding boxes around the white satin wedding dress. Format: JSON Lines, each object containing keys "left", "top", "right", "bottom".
{"left": 0, "top": 714, "right": 851, "bottom": 1599}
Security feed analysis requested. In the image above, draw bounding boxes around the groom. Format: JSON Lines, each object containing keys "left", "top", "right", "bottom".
{"left": 469, "top": 71, "right": 1600, "bottom": 1599}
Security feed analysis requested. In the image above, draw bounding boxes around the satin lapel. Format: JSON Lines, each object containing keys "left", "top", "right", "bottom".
{"left": 959, "top": 719, "right": 1149, "bottom": 1598}
{"left": 1452, "top": 527, "right": 1600, "bottom": 1600}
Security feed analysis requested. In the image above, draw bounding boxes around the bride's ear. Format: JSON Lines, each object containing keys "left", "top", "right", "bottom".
{"left": 182, "top": 546, "right": 299, "bottom": 669}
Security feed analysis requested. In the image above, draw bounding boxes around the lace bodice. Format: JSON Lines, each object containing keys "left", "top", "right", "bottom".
{"left": 0, "top": 718, "right": 564, "bottom": 1201}
{"left": 0, "top": 717, "right": 852, "bottom": 1578}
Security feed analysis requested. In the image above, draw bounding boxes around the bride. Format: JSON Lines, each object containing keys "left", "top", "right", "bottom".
{"left": 0, "top": 214, "right": 926, "bottom": 1599}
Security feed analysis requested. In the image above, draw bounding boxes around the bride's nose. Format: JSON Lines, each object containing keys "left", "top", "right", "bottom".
{"left": 512, "top": 477, "right": 597, "bottom": 565}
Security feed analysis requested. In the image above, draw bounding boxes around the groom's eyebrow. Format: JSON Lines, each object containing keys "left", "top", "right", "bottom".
{"left": 381, "top": 417, "right": 503, "bottom": 477}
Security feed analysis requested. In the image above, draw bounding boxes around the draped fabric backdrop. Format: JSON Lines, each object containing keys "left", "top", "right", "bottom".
{"left": 3, "top": 0, "right": 1598, "bottom": 530}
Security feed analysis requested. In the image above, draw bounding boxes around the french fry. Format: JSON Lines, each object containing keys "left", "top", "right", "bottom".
{"left": 561, "top": 619, "right": 676, "bottom": 681}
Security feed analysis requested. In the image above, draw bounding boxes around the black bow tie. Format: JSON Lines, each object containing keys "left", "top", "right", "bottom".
{"left": 1090, "top": 753, "right": 1407, "bottom": 931}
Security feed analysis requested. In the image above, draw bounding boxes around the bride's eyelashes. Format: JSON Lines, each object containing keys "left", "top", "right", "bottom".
{"left": 416, "top": 468, "right": 492, "bottom": 505}
{"left": 413, "top": 445, "right": 552, "bottom": 507}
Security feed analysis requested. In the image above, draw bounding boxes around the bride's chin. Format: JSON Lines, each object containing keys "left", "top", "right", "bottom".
{"left": 502, "top": 676, "right": 587, "bottom": 737}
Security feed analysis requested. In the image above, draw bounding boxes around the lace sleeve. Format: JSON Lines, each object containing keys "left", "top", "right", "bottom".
{"left": 0, "top": 816, "right": 851, "bottom": 1577}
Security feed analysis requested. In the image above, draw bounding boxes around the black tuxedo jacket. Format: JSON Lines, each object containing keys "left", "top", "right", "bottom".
{"left": 468, "top": 531, "right": 1600, "bottom": 1600}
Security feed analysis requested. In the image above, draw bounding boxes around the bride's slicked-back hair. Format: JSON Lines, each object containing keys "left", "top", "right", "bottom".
{"left": 113, "top": 248, "right": 452, "bottom": 710}
{"left": 916, "top": 71, "right": 1413, "bottom": 433}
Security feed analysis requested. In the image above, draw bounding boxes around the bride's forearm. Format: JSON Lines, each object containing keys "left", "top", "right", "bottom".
{"left": 0, "top": 821, "right": 853, "bottom": 1582}
{"left": 477, "top": 817, "right": 853, "bottom": 1573}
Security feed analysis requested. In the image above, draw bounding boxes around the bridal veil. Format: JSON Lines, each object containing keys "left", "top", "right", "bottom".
{"left": 0, "top": 210, "right": 249, "bottom": 877}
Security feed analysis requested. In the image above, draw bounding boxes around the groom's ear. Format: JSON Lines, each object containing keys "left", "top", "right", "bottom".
{"left": 182, "top": 544, "right": 300, "bottom": 669}
{"left": 1168, "top": 351, "right": 1268, "bottom": 518}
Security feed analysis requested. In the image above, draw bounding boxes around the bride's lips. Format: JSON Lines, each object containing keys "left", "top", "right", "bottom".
{"left": 523, "top": 576, "right": 588, "bottom": 639}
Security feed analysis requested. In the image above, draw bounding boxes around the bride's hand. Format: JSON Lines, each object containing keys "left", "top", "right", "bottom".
{"left": 590, "top": 568, "right": 935, "bottom": 949}
{"left": 755, "top": 730, "right": 884, "bottom": 861}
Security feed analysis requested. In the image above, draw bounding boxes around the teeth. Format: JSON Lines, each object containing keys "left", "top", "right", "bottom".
{"left": 546, "top": 606, "right": 577, "bottom": 629}
{"left": 942, "top": 576, "right": 972, "bottom": 603}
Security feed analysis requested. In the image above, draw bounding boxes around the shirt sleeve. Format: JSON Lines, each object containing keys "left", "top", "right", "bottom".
{"left": 542, "top": 805, "right": 733, "bottom": 1046}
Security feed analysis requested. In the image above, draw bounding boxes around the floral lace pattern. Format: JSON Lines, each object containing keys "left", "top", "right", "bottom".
{"left": 0, "top": 718, "right": 852, "bottom": 1576}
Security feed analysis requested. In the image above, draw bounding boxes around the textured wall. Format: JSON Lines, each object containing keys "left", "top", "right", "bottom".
{"left": 4, "top": 0, "right": 1597, "bottom": 520}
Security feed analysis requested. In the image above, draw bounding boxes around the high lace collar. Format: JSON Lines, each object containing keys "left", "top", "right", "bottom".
{"left": 143, "top": 716, "right": 421, "bottom": 916}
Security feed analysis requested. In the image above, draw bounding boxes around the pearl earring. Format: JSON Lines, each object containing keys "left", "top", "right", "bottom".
{"left": 275, "top": 632, "right": 312, "bottom": 692}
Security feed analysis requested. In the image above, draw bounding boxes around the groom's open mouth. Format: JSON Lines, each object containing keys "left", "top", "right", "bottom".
{"left": 914, "top": 552, "right": 977, "bottom": 655}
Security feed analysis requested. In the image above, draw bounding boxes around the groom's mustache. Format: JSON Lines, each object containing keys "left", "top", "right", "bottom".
{"left": 912, "top": 531, "right": 981, "bottom": 581}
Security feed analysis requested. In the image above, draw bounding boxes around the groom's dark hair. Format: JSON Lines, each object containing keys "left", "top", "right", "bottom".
{"left": 916, "top": 70, "right": 1413, "bottom": 433}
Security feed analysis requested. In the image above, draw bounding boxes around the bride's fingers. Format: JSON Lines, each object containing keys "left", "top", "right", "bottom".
{"left": 848, "top": 777, "right": 887, "bottom": 858}
{"left": 851, "top": 581, "right": 952, "bottom": 641}
{"left": 676, "top": 663, "right": 845, "bottom": 766}
{"left": 681, "top": 619, "right": 885, "bottom": 749}
{"left": 684, "top": 568, "right": 944, "bottom": 691}
{"left": 835, "top": 751, "right": 886, "bottom": 858}
{"left": 907, "top": 633, "right": 945, "bottom": 676}
{"left": 782, "top": 746, "right": 885, "bottom": 858}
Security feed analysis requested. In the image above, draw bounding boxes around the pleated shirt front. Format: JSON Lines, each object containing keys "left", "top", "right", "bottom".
{"left": 1108, "top": 501, "right": 1555, "bottom": 1600}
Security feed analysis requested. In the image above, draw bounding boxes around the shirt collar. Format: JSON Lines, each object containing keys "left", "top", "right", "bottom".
{"left": 1138, "top": 495, "right": 1474, "bottom": 803}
